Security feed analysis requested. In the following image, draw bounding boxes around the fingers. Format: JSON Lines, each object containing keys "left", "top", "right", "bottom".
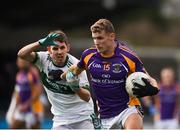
{"left": 133, "top": 82, "right": 144, "bottom": 89}
{"left": 132, "top": 89, "right": 144, "bottom": 98}
{"left": 60, "top": 72, "right": 67, "bottom": 79}
{"left": 141, "top": 78, "right": 150, "bottom": 85}
{"left": 48, "top": 33, "right": 60, "bottom": 39}
{"left": 132, "top": 88, "right": 142, "bottom": 95}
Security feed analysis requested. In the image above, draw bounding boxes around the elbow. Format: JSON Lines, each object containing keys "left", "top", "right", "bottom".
{"left": 83, "top": 96, "right": 90, "bottom": 102}
{"left": 79, "top": 93, "right": 90, "bottom": 102}
{"left": 84, "top": 92, "right": 91, "bottom": 102}
{"left": 17, "top": 49, "right": 27, "bottom": 60}
{"left": 76, "top": 88, "right": 91, "bottom": 102}
{"left": 17, "top": 49, "right": 24, "bottom": 58}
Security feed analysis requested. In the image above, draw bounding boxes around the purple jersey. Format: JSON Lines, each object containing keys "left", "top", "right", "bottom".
{"left": 16, "top": 70, "right": 38, "bottom": 104}
{"left": 158, "top": 83, "right": 178, "bottom": 119}
{"left": 77, "top": 41, "right": 145, "bottom": 118}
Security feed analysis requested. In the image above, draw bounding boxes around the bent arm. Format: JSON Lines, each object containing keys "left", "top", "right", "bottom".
{"left": 61, "top": 64, "right": 90, "bottom": 101}
{"left": 75, "top": 87, "right": 91, "bottom": 102}
{"left": 17, "top": 42, "right": 40, "bottom": 62}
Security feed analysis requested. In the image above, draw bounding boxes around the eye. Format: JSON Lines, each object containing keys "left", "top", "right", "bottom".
{"left": 52, "top": 47, "right": 58, "bottom": 51}
{"left": 59, "top": 46, "right": 65, "bottom": 50}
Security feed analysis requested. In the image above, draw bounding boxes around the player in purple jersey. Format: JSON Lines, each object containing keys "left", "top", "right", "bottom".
{"left": 154, "top": 67, "right": 180, "bottom": 129}
{"left": 7, "top": 58, "right": 43, "bottom": 129}
{"left": 61, "top": 19, "right": 159, "bottom": 129}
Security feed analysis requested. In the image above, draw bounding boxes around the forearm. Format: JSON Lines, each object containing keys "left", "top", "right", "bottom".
{"left": 75, "top": 87, "right": 91, "bottom": 102}
{"left": 17, "top": 42, "right": 40, "bottom": 62}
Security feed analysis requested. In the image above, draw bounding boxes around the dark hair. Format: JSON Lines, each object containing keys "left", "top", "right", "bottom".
{"left": 49, "top": 30, "right": 69, "bottom": 44}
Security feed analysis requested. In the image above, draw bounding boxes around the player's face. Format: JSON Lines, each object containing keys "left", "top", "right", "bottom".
{"left": 17, "top": 58, "right": 30, "bottom": 70}
{"left": 92, "top": 30, "right": 115, "bottom": 54}
{"left": 49, "top": 42, "right": 70, "bottom": 66}
{"left": 161, "top": 69, "right": 175, "bottom": 87}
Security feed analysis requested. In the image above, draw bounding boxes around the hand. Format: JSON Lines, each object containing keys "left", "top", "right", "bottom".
{"left": 132, "top": 78, "right": 159, "bottom": 98}
{"left": 39, "top": 33, "right": 60, "bottom": 46}
{"left": 66, "top": 70, "right": 80, "bottom": 91}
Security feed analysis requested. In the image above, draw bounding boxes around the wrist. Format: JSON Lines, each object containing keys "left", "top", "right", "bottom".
{"left": 38, "top": 41, "right": 43, "bottom": 46}
{"left": 38, "top": 40, "right": 44, "bottom": 46}
{"left": 38, "top": 38, "right": 46, "bottom": 46}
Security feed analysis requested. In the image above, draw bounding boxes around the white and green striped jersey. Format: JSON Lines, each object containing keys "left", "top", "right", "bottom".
{"left": 34, "top": 51, "right": 93, "bottom": 125}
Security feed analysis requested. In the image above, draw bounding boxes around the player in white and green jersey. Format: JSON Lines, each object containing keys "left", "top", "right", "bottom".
{"left": 17, "top": 30, "right": 94, "bottom": 129}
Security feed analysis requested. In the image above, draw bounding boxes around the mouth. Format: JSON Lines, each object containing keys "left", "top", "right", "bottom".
{"left": 57, "top": 55, "right": 63, "bottom": 59}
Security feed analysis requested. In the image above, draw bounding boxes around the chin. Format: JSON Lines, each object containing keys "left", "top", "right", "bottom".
{"left": 97, "top": 49, "right": 102, "bottom": 53}
{"left": 56, "top": 60, "right": 63, "bottom": 64}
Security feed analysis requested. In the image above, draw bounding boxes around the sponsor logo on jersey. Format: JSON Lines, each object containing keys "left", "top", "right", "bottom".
{"left": 112, "top": 64, "right": 122, "bottom": 73}
{"left": 92, "top": 63, "right": 102, "bottom": 68}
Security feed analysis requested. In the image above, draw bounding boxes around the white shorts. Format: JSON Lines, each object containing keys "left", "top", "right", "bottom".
{"left": 154, "top": 118, "right": 179, "bottom": 129}
{"left": 52, "top": 119, "right": 94, "bottom": 129}
{"left": 6, "top": 96, "right": 43, "bottom": 126}
{"left": 101, "top": 106, "right": 142, "bottom": 130}
{"left": 14, "top": 107, "right": 37, "bottom": 128}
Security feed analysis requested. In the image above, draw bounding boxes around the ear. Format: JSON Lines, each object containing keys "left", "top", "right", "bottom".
{"left": 66, "top": 44, "right": 70, "bottom": 52}
{"left": 110, "top": 33, "right": 116, "bottom": 40}
{"left": 47, "top": 46, "right": 52, "bottom": 54}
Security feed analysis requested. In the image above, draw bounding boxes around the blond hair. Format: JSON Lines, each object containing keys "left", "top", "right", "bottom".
{"left": 90, "top": 19, "right": 115, "bottom": 33}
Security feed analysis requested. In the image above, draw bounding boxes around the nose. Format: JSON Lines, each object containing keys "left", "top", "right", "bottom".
{"left": 94, "top": 40, "right": 100, "bottom": 45}
{"left": 57, "top": 48, "right": 63, "bottom": 54}
{"left": 94, "top": 42, "right": 101, "bottom": 47}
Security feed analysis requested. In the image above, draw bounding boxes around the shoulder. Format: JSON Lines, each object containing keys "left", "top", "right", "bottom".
{"left": 118, "top": 42, "right": 143, "bottom": 64}
{"left": 81, "top": 46, "right": 97, "bottom": 57}
{"left": 35, "top": 51, "right": 49, "bottom": 62}
{"left": 36, "top": 51, "right": 48, "bottom": 55}
{"left": 118, "top": 41, "right": 138, "bottom": 57}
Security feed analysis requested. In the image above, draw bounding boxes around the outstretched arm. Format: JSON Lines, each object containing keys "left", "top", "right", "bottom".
{"left": 18, "top": 33, "right": 60, "bottom": 62}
